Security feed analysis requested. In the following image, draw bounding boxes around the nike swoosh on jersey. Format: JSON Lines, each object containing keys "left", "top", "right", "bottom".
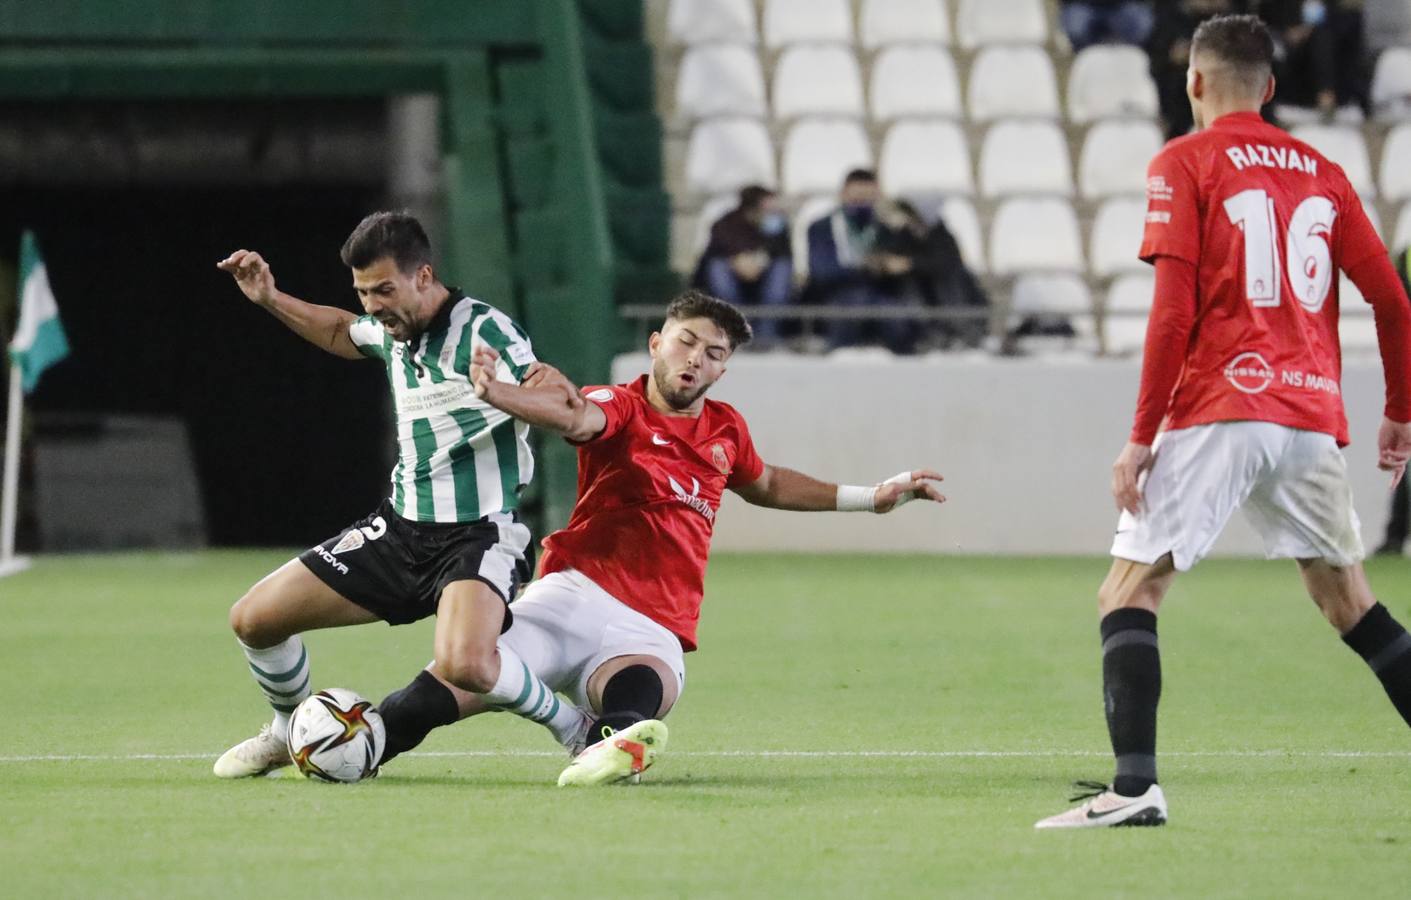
{"left": 651, "top": 434, "right": 671, "bottom": 446}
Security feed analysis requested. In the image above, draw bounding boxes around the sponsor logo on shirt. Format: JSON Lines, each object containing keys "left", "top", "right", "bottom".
{"left": 668, "top": 474, "right": 715, "bottom": 522}
{"left": 1224, "top": 351, "right": 1276, "bottom": 394}
{"left": 1147, "top": 175, "right": 1173, "bottom": 203}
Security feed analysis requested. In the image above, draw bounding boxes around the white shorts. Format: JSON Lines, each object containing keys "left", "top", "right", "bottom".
{"left": 1111, "top": 421, "right": 1364, "bottom": 571}
{"left": 499, "top": 568, "right": 686, "bottom": 709}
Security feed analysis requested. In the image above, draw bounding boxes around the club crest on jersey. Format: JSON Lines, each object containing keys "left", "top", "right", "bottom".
{"left": 668, "top": 474, "right": 715, "bottom": 522}
{"left": 1224, "top": 351, "right": 1275, "bottom": 394}
{"left": 710, "top": 443, "right": 730, "bottom": 475}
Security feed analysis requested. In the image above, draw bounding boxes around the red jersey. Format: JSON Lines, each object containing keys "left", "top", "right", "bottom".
{"left": 538, "top": 376, "right": 765, "bottom": 651}
{"left": 1139, "top": 111, "right": 1385, "bottom": 445}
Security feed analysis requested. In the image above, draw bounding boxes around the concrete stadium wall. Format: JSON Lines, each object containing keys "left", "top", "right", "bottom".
{"left": 610, "top": 353, "right": 1397, "bottom": 556}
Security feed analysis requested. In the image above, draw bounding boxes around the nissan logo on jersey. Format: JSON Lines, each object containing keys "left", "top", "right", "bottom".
{"left": 1224, "top": 351, "right": 1276, "bottom": 394}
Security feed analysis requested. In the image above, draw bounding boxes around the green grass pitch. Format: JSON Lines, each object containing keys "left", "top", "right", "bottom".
{"left": 3, "top": 551, "right": 1411, "bottom": 898}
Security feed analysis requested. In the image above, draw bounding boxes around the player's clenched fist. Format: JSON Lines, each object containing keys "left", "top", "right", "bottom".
{"left": 217, "top": 250, "right": 277, "bottom": 307}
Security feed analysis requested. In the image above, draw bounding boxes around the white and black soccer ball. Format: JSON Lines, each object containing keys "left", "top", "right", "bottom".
{"left": 286, "top": 688, "right": 386, "bottom": 783}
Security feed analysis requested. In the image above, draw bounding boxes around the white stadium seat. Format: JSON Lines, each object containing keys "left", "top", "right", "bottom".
{"left": 1103, "top": 273, "right": 1155, "bottom": 356}
{"left": 675, "top": 44, "right": 767, "bottom": 120}
{"left": 955, "top": 0, "right": 1048, "bottom": 49}
{"left": 967, "top": 45, "right": 1061, "bottom": 121}
{"left": 1078, "top": 119, "right": 1163, "bottom": 199}
{"left": 979, "top": 120, "right": 1073, "bottom": 197}
{"left": 763, "top": 0, "right": 853, "bottom": 48}
{"left": 1371, "top": 46, "right": 1411, "bottom": 120}
{"left": 860, "top": 0, "right": 950, "bottom": 48}
{"left": 1380, "top": 123, "right": 1411, "bottom": 202}
{"left": 684, "top": 118, "right": 777, "bottom": 195}
{"left": 1011, "top": 273, "right": 1096, "bottom": 333}
{"left": 879, "top": 120, "right": 974, "bottom": 196}
{"left": 1067, "top": 45, "right": 1160, "bottom": 123}
{"left": 1362, "top": 196, "right": 1384, "bottom": 240}
{"left": 791, "top": 194, "right": 840, "bottom": 277}
{"left": 937, "top": 196, "right": 986, "bottom": 274}
{"left": 690, "top": 193, "right": 741, "bottom": 258}
{"left": 1089, "top": 197, "right": 1149, "bottom": 279}
{"left": 1291, "top": 124, "right": 1376, "bottom": 197}
{"left": 1340, "top": 276, "right": 1380, "bottom": 353}
{"left": 989, "top": 197, "right": 1084, "bottom": 275}
{"left": 668, "top": 0, "right": 758, "bottom": 45}
{"left": 781, "top": 118, "right": 873, "bottom": 195}
{"left": 1396, "top": 202, "right": 1411, "bottom": 249}
{"left": 772, "top": 44, "right": 865, "bottom": 119}
{"left": 869, "top": 45, "right": 962, "bottom": 121}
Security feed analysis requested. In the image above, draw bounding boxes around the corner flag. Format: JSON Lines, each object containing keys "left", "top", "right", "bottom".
{"left": 9, "top": 230, "right": 69, "bottom": 393}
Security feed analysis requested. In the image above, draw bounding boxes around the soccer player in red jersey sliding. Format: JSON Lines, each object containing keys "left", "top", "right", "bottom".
{"left": 373, "top": 290, "right": 946, "bottom": 784}
{"left": 1037, "top": 15, "right": 1411, "bottom": 828}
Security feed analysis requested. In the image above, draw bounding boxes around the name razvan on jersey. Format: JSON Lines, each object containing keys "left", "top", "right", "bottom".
{"left": 1225, "top": 143, "right": 1318, "bottom": 175}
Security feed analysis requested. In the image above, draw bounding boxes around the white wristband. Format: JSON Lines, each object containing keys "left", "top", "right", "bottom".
{"left": 836, "top": 484, "right": 878, "bottom": 512}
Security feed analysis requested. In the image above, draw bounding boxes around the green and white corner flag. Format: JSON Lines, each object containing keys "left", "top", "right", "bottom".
{"left": 9, "top": 230, "right": 69, "bottom": 393}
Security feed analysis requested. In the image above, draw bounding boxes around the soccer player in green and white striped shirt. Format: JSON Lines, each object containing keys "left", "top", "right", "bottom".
{"left": 212, "top": 212, "right": 586, "bottom": 779}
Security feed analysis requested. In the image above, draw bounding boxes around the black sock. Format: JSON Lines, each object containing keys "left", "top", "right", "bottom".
{"left": 1100, "top": 608, "right": 1161, "bottom": 797}
{"left": 589, "top": 665, "right": 664, "bottom": 744}
{"left": 377, "top": 670, "right": 459, "bottom": 765}
{"left": 1342, "top": 603, "right": 1411, "bottom": 727}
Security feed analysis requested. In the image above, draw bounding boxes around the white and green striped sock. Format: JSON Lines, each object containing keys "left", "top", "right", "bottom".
{"left": 240, "top": 636, "right": 311, "bottom": 740}
{"left": 484, "top": 644, "right": 584, "bottom": 744}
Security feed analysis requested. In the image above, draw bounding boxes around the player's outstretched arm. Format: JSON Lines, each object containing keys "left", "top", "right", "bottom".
{"left": 733, "top": 465, "right": 945, "bottom": 513}
{"left": 469, "top": 346, "right": 606, "bottom": 441}
{"left": 216, "top": 250, "right": 363, "bottom": 360}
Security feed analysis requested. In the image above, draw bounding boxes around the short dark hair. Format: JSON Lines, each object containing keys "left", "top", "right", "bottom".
{"left": 843, "top": 168, "right": 878, "bottom": 186}
{"left": 664, "top": 289, "right": 752, "bottom": 351}
{"left": 738, "top": 185, "right": 775, "bottom": 212}
{"left": 339, "top": 211, "right": 434, "bottom": 274}
{"left": 1191, "top": 14, "right": 1275, "bottom": 90}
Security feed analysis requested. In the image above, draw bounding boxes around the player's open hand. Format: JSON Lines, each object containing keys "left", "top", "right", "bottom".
{"left": 216, "top": 250, "right": 277, "bottom": 307}
{"left": 522, "top": 360, "right": 584, "bottom": 410}
{"left": 1112, "top": 441, "right": 1154, "bottom": 515}
{"left": 469, "top": 345, "right": 500, "bottom": 399}
{"left": 1377, "top": 417, "right": 1411, "bottom": 489}
{"left": 874, "top": 469, "right": 946, "bottom": 513}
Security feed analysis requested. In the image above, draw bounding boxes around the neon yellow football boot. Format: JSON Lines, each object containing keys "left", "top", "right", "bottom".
{"left": 556, "top": 719, "right": 668, "bottom": 786}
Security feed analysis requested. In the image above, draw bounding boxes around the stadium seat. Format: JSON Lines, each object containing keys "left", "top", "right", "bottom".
{"left": 937, "top": 196, "right": 986, "bottom": 274}
{"left": 781, "top": 118, "right": 873, "bottom": 195}
{"left": 860, "top": 0, "right": 950, "bottom": 48}
{"left": 1011, "top": 273, "right": 1096, "bottom": 334}
{"left": 1066, "top": 45, "right": 1160, "bottom": 123}
{"left": 989, "top": 197, "right": 1084, "bottom": 275}
{"left": 1089, "top": 197, "right": 1149, "bottom": 279}
{"left": 1396, "top": 202, "right": 1411, "bottom": 249}
{"left": 1362, "top": 196, "right": 1384, "bottom": 240}
{"left": 684, "top": 118, "right": 777, "bottom": 195}
{"left": 690, "top": 193, "right": 742, "bottom": 259}
{"left": 773, "top": 45, "right": 865, "bottom": 119}
{"left": 1078, "top": 120, "right": 1163, "bottom": 199}
{"left": 675, "top": 44, "right": 768, "bottom": 120}
{"left": 979, "top": 120, "right": 1073, "bottom": 197}
{"left": 1371, "top": 46, "right": 1411, "bottom": 120}
{"left": 1103, "top": 273, "right": 1154, "bottom": 355}
{"left": 967, "top": 45, "right": 1061, "bottom": 121}
{"left": 869, "top": 45, "right": 962, "bottom": 121}
{"left": 1291, "top": 124, "right": 1376, "bottom": 197}
{"left": 791, "top": 194, "right": 839, "bottom": 277}
{"left": 763, "top": 0, "right": 853, "bottom": 48}
{"left": 1340, "top": 277, "right": 1380, "bottom": 353}
{"left": 1380, "top": 123, "right": 1411, "bottom": 202}
{"left": 668, "top": 0, "right": 758, "bottom": 45}
{"left": 955, "top": 0, "right": 1048, "bottom": 49}
{"left": 879, "top": 120, "right": 974, "bottom": 196}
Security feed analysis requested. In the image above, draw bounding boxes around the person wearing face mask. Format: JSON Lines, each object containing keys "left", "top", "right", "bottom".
{"left": 805, "top": 169, "right": 918, "bottom": 354}
{"left": 1256, "top": 0, "right": 1368, "bottom": 119}
{"left": 693, "top": 185, "right": 793, "bottom": 348}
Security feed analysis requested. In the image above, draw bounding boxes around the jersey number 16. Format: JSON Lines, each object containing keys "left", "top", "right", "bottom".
{"left": 1223, "top": 190, "right": 1337, "bottom": 314}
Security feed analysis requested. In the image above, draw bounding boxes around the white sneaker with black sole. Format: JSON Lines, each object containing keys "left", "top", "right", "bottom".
{"left": 1034, "top": 781, "right": 1167, "bottom": 829}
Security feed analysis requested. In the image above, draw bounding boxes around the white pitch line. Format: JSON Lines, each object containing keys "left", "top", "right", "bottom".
{"left": 3, "top": 749, "right": 1411, "bottom": 763}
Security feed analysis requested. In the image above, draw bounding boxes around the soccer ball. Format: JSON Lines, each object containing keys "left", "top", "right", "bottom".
{"left": 286, "top": 688, "right": 386, "bottom": 783}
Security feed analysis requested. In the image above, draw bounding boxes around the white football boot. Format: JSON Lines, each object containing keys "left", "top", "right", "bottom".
{"left": 1034, "top": 781, "right": 1167, "bottom": 829}
{"left": 213, "top": 723, "right": 293, "bottom": 778}
{"left": 557, "top": 719, "right": 668, "bottom": 786}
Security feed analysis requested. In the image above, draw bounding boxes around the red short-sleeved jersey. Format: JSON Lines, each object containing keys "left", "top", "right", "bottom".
{"left": 1140, "top": 111, "right": 1384, "bottom": 445}
{"left": 538, "top": 375, "right": 765, "bottom": 651}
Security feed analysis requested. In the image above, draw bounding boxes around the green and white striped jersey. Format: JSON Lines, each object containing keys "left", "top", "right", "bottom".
{"left": 347, "top": 289, "right": 535, "bottom": 523}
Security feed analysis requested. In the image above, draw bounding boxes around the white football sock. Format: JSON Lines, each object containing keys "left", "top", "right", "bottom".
{"left": 240, "top": 636, "right": 310, "bottom": 740}
{"left": 484, "top": 643, "right": 585, "bottom": 744}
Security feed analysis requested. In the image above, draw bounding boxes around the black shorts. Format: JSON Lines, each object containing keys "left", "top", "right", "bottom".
{"left": 299, "top": 499, "right": 535, "bottom": 627}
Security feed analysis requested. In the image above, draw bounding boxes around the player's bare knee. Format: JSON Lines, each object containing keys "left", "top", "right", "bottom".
{"left": 437, "top": 649, "right": 498, "bottom": 695}
{"left": 228, "top": 591, "right": 286, "bottom": 648}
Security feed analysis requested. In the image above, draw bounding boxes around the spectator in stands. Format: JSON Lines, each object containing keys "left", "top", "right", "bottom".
{"left": 1060, "top": 1, "right": 1156, "bottom": 51}
{"left": 874, "top": 200, "right": 990, "bottom": 350}
{"left": 693, "top": 185, "right": 793, "bottom": 348}
{"left": 1257, "top": 0, "right": 1369, "bottom": 118}
{"left": 1377, "top": 245, "right": 1411, "bottom": 555}
{"left": 806, "top": 169, "right": 919, "bottom": 354}
{"left": 1149, "top": 0, "right": 1239, "bottom": 139}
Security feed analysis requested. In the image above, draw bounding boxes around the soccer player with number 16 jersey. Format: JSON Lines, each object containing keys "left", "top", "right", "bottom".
{"left": 1038, "top": 16, "right": 1411, "bottom": 828}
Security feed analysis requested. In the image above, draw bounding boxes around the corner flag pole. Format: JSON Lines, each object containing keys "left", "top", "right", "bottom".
{"left": 0, "top": 359, "right": 25, "bottom": 575}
